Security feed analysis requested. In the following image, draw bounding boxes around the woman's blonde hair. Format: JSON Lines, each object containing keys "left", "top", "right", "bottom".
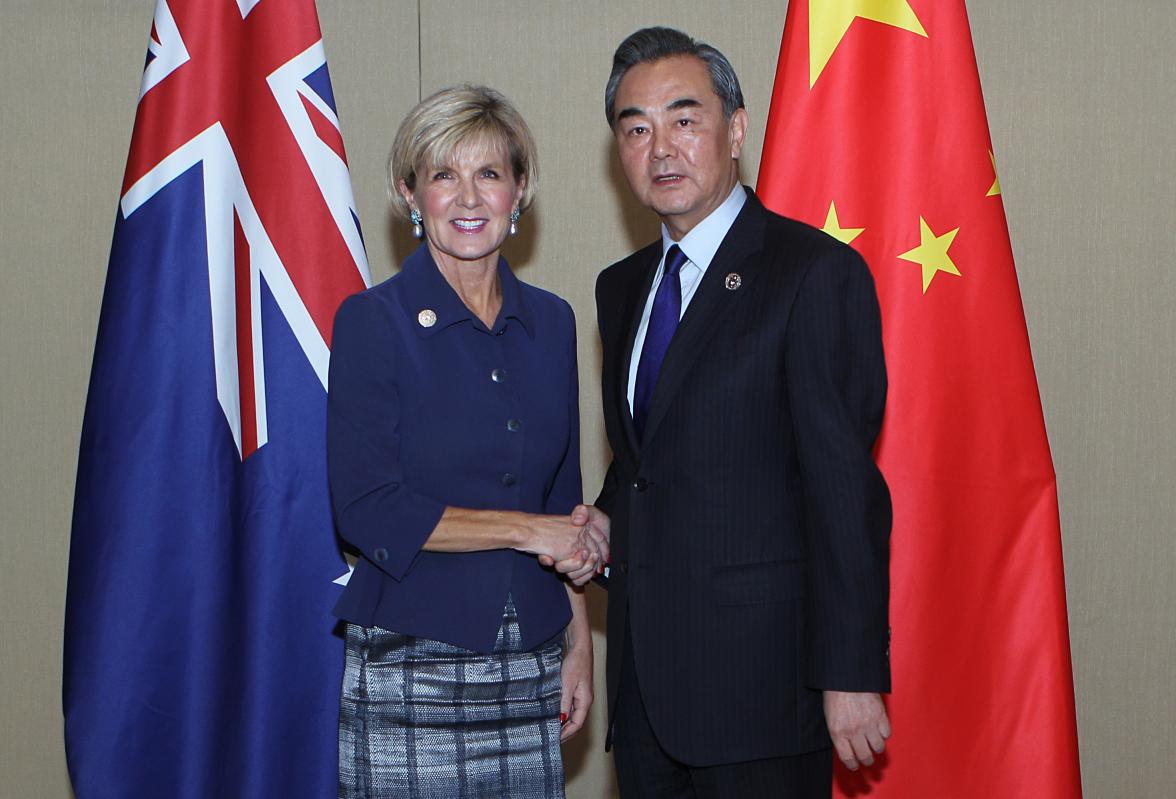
{"left": 388, "top": 85, "right": 538, "bottom": 221}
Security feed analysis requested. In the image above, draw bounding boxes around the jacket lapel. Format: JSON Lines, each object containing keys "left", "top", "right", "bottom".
{"left": 639, "top": 193, "right": 769, "bottom": 449}
{"left": 618, "top": 246, "right": 660, "bottom": 457}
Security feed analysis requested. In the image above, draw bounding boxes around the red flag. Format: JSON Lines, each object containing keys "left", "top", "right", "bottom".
{"left": 757, "top": 2, "right": 1082, "bottom": 796}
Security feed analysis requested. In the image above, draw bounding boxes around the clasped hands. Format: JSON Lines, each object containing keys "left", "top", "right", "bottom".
{"left": 534, "top": 504, "right": 611, "bottom": 586}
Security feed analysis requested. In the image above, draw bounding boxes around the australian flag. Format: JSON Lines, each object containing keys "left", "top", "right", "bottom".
{"left": 63, "top": 2, "right": 369, "bottom": 796}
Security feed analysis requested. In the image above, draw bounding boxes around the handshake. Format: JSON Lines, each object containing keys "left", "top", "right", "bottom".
{"left": 524, "top": 504, "right": 611, "bottom": 587}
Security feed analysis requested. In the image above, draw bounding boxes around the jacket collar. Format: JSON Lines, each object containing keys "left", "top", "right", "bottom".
{"left": 397, "top": 244, "right": 534, "bottom": 339}
{"left": 659, "top": 183, "right": 748, "bottom": 273}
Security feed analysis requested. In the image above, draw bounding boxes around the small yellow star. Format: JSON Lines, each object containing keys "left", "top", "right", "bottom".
{"left": 809, "top": 0, "right": 928, "bottom": 88}
{"left": 986, "top": 150, "right": 1001, "bottom": 197}
{"left": 821, "top": 201, "right": 865, "bottom": 245}
{"left": 898, "top": 217, "right": 961, "bottom": 294}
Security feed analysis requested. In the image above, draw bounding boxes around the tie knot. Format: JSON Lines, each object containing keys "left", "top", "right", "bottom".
{"left": 663, "top": 244, "right": 688, "bottom": 276}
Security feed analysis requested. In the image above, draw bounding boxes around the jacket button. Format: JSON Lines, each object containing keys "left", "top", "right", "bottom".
{"left": 506, "top": 419, "right": 521, "bottom": 432}
{"left": 501, "top": 473, "right": 517, "bottom": 486}
{"left": 632, "top": 478, "right": 648, "bottom": 492}
{"left": 618, "top": 561, "right": 630, "bottom": 574}
{"left": 491, "top": 368, "right": 506, "bottom": 383}
{"left": 373, "top": 547, "right": 389, "bottom": 563}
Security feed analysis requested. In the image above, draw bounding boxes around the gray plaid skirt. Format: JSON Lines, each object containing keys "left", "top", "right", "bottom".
{"left": 338, "top": 596, "right": 565, "bottom": 798}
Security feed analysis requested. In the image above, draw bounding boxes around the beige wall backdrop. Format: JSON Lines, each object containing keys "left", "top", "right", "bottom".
{"left": 2, "top": 1, "right": 1173, "bottom": 796}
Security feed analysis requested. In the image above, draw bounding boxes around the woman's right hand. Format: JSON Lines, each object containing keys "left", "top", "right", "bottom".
{"left": 555, "top": 505, "right": 611, "bottom": 585}
{"left": 514, "top": 513, "right": 608, "bottom": 571}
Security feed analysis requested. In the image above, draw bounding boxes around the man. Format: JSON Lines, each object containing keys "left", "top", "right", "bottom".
{"left": 572, "top": 27, "right": 893, "bottom": 797}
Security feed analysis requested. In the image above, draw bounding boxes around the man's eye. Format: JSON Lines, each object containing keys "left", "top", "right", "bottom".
{"left": 628, "top": 126, "right": 647, "bottom": 137}
{"left": 677, "top": 118, "right": 693, "bottom": 127}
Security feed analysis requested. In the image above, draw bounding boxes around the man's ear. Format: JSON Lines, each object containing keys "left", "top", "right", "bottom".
{"left": 728, "top": 108, "right": 749, "bottom": 160}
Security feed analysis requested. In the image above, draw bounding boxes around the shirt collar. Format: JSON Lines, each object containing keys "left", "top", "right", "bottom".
{"left": 660, "top": 183, "right": 747, "bottom": 269}
{"left": 398, "top": 244, "right": 534, "bottom": 339}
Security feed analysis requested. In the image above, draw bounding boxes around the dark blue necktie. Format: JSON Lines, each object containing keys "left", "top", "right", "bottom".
{"left": 633, "top": 244, "right": 688, "bottom": 438}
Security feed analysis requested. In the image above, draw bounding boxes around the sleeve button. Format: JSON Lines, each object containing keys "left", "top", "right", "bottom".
{"left": 373, "top": 547, "right": 389, "bottom": 563}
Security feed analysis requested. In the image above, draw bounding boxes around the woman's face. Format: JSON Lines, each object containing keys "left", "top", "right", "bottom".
{"left": 401, "top": 137, "right": 524, "bottom": 269}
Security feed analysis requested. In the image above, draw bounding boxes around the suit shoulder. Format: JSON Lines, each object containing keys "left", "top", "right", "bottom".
{"left": 516, "top": 279, "right": 576, "bottom": 327}
{"left": 332, "top": 270, "right": 416, "bottom": 349}
{"left": 332, "top": 284, "right": 388, "bottom": 342}
{"left": 762, "top": 209, "right": 850, "bottom": 255}
{"left": 338, "top": 269, "right": 405, "bottom": 312}
{"left": 598, "top": 241, "right": 659, "bottom": 289}
{"left": 762, "top": 208, "right": 871, "bottom": 277}
{"left": 334, "top": 283, "right": 378, "bottom": 325}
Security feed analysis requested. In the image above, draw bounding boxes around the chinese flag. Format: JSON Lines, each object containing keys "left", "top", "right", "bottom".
{"left": 757, "top": 2, "right": 1083, "bottom": 797}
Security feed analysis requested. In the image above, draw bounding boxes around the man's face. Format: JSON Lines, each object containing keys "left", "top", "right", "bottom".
{"left": 612, "top": 55, "right": 747, "bottom": 240}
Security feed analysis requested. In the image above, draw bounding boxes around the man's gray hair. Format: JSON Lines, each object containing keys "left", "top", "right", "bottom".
{"left": 604, "top": 26, "right": 745, "bottom": 128}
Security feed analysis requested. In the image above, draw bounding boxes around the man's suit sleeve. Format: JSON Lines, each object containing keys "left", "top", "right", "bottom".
{"left": 594, "top": 461, "right": 619, "bottom": 517}
{"left": 785, "top": 245, "right": 892, "bottom": 693}
{"left": 593, "top": 270, "right": 620, "bottom": 517}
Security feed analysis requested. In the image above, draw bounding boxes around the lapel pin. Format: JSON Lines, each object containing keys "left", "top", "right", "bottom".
{"left": 417, "top": 309, "right": 437, "bottom": 328}
{"left": 724, "top": 272, "right": 742, "bottom": 291}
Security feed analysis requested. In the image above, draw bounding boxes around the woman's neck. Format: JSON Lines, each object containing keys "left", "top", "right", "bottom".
{"left": 430, "top": 247, "right": 503, "bottom": 330}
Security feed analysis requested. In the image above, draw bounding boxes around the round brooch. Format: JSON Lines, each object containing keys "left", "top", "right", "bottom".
{"left": 417, "top": 309, "right": 437, "bottom": 327}
{"left": 724, "top": 272, "right": 742, "bottom": 291}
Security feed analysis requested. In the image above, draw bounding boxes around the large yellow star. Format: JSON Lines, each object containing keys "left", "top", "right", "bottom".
{"left": 821, "top": 201, "right": 865, "bottom": 245}
{"left": 809, "top": 0, "right": 928, "bottom": 88}
{"left": 898, "top": 217, "right": 961, "bottom": 294}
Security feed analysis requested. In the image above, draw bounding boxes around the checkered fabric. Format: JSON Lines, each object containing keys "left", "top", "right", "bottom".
{"left": 339, "top": 596, "right": 565, "bottom": 798}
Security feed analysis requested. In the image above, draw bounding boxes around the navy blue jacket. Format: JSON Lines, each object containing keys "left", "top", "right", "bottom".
{"left": 327, "top": 245, "right": 580, "bottom": 653}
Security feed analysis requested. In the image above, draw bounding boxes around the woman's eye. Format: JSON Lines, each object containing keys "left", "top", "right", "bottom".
{"left": 431, "top": 171, "right": 452, "bottom": 180}
{"left": 482, "top": 170, "right": 499, "bottom": 179}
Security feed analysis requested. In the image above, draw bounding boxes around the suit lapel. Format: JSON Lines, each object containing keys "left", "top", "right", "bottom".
{"left": 612, "top": 244, "right": 661, "bottom": 460}
{"left": 639, "top": 194, "right": 769, "bottom": 449}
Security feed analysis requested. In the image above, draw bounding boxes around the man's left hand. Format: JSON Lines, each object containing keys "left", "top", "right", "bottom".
{"left": 823, "top": 691, "right": 891, "bottom": 770}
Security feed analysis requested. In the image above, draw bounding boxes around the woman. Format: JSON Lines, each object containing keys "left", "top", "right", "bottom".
{"left": 327, "top": 85, "right": 605, "bottom": 798}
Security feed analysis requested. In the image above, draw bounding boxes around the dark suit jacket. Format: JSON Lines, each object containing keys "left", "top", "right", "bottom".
{"left": 595, "top": 190, "right": 891, "bottom": 766}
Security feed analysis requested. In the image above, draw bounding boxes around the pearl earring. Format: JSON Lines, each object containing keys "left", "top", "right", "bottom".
{"left": 509, "top": 208, "right": 520, "bottom": 236}
{"left": 410, "top": 208, "right": 423, "bottom": 239}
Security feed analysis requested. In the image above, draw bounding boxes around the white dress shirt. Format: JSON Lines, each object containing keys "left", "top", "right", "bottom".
{"left": 627, "top": 184, "right": 748, "bottom": 413}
